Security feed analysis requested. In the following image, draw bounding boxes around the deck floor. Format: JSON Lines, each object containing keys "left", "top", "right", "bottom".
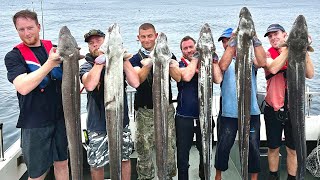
{"left": 21, "top": 143, "right": 319, "bottom": 180}
{"left": 83, "top": 144, "right": 319, "bottom": 180}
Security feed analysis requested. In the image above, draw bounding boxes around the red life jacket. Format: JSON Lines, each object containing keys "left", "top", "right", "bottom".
{"left": 268, "top": 47, "right": 287, "bottom": 70}
{"left": 180, "top": 57, "right": 190, "bottom": 66}
{"left": 16, "top": 40, "right": 52, "bottom": 62}
{"left": 15, "top": 40, "right": 62, "bottom": 91}
{"left": 181, "top": 57, "right": 199, "bottom": 73}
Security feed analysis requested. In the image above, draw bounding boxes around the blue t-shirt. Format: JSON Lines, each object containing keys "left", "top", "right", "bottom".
{"left": 4, "top": 46, "right": 64, "bottom": 128}
{"left": 176, "top": 61, "right": 199, "bottom": 118}
{"left": 221, "top": 58, "right": 260, "bottom": 118}
{"left": 79, "top": 54, "right": 130, "bottom": 132}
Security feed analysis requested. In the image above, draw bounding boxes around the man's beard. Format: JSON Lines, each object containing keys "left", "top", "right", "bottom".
{"left": 23, "top": 36, "right": 39, "bottom": 47}
{"left": 90, "top": 49, "right": 100, "bottom": 58}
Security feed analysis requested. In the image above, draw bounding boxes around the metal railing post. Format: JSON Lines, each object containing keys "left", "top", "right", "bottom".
{"left": 0, "top": 123, "right": 5, "bottom": 161}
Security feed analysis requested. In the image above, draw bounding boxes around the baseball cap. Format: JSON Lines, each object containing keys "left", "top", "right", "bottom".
{"left": 84, "top": 29, "right": 105, "bottom": 42}
{"left": 218, "top": 28, "right": 233, "bottom": 42}
{"left": 264, "top": 24, "right": 285, "bottom": 37}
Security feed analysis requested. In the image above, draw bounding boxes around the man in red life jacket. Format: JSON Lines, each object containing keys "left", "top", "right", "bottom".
{"left": 4, "top": 10, "right": 68, "bottom": 180}
{"left": 263, "top": 24, "right": 314, "bottom": 180}
{"left": 169, "top": 36, "right": 222, "bottom": 180}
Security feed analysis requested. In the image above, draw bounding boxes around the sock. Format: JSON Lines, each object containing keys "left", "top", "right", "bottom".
{"left": 287, "top": 174, "right": 296, "bottom": 180}
{"left": 270, "top": 171, "right": 278, "bottom": 177}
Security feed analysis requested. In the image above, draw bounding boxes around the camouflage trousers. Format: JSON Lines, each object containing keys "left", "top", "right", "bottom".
{"left": 135, "top": 104, "right": 177, "bottom": 180}
{"left": 86, "top": 126, "right": 133, "bottom": 168}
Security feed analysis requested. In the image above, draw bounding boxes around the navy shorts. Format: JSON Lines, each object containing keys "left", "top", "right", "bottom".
{"left": 264, "top": 105, "right": 295, "bottom": 150}
{"left": 21, "top": 122, "right": 68, "bottom": 178}
{"left": 214, "top": 115, "right": 261, "bottom": 173}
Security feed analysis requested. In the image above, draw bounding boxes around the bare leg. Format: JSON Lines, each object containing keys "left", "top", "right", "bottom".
{"left": 121, "top": 160, "right": 131, "bottom": 180}
{"left": 28, "top": 170, "right": 48, "bottom": 180}
{"left": 286, "top": 147, "right": 297, "bottom": 176}
{"left": 251, "top": 173, "right": 258, "bottom": 180}
{"left": 215, "top": 169, "right": 222, "bottom": 180}
{"left": 268, "top": 148, "right": 280, "bottom": 172}
{"left": 53, "top": 160, "right": 69, "bottom": 180}
{"left": 91, "top": 167, "right": 104, "bottom": 180}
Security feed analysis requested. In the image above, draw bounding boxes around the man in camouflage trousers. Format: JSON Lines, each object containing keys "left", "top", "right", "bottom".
{"left": 129, "top": 23, "right": 177, "bottom": 179}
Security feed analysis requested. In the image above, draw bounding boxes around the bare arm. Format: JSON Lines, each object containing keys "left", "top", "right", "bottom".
{"left": 253, "top": 46, "right": 266, "bottom": 68}
{"left": 13, "top": 48, "right": 61, "bottom": 95}
{"left": 169, "top": 60, "right": 181, "bottom": 82}
{"left": 265, "top": 47, "right": 288, "bottom": 74}
{"left": 181, "top": 58, "right": 199, "bottom": 82}
{"left": 134, "top": 57, "right": 153, "bottom": 83}
{"left": 305, "top": 53, "right": 314, "bottom": 79}
{"left": 124, "top": 60, "right": 140, "bottom": 88}
{"left": 219, "top": 46, "right": 235, "bottom": 72}
{"left": 81, "top": 63, "right": 104, "bottom": 92}
{"left": 212, "top": 61, "right": 223, "bottom": 84}
{"left": 135, "top": 65, "right": 152, "bottom": 84}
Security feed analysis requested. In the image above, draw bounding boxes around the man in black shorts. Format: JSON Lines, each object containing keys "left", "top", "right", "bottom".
{"left": 4, "top": 10, "right": 68, "bottom": 179}
{"left": 263, "top": 23, "right": 314, "bottom": 180}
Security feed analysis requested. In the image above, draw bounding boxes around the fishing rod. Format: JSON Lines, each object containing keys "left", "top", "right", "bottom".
{"left": 41, "top": 0, "right": 44, "bottom": 39}
{"left": 32, "top": 0, "right": 45, "bottom": 39}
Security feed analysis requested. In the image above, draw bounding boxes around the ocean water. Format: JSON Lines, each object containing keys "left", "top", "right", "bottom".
{"left": 0, "top": 0, "right": 319, "bottom": 150}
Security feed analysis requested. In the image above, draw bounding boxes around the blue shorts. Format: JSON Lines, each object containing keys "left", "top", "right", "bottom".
{"left": 264, "top": 105, "right": 295, "bottom": 150}
{"left": 214, "top": 115, "right": 261, "bottom": 173}
{"left": 21, "top": 122, "right": 68, "bottom": 178}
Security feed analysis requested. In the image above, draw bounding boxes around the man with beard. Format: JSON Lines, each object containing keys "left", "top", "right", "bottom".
{"left": 4, "top": 9, "right": 68, "bottom": 180}
{"left": 80, "top": 29, "right": 140, "bottom": 180}
{"left": 169, "top": 35, "right": 222, "bottom": 179}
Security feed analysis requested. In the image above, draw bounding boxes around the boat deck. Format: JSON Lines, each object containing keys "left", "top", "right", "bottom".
{"left": 27, "top": 143, "right": 318, "bottom": 180}
{"left": 2, "top": 92, "right": 319, "bottom": 179}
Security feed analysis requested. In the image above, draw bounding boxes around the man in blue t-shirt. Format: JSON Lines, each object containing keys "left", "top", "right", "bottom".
{"left": 4, "top": 10, "right": 68, "bottom": 179}
{"left": 169, "top": 36, "right": 222, "bottom": 180}
{"left": 214, "top": 28, "right": 266, "bottom": 180}
{"left": 80, "top": 29, "right": 140, "bottom": 180}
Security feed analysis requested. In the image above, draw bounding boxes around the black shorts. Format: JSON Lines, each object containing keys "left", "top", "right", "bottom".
{"left": 21, "top": 122, "right": 68, "bottom": 178}
{"left": 264, "top": 105, "right": 295, "bottom": 150}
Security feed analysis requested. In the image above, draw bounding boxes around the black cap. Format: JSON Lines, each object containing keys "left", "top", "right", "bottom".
{"left": 84, "top": 29, "right": 105, "bottom": 42}
{"left": 264, "top": 24, "right": 285, "bottom": 37}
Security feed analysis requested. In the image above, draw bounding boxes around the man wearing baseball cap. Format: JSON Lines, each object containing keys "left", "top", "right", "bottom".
{"left": 264, "top": 24, "right": 286, "bottom": 37}
{"left": 84, "top": 29, "right": 106, "bottom": 43}
{"left": 263, "top": 24, "right": 314, "bottom": 180}
{"left": 80, "top": 29, "right": 140, "bottom": 179}
{"left": 214, "top": 27, "right": 266, "bottom": 180}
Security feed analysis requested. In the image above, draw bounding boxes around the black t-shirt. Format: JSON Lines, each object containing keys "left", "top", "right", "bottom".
{"left": 4, "top": 46, "right": 64, "bottom": 128}
{"left": 79, "top": 54, "right": 130, "bottom": 132}
{"left": 129, "top": 50, "right": 175, "bottom": 109}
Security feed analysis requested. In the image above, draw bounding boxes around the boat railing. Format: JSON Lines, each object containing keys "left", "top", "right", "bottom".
{"left": 0, "top": 123, "right": 4, "bottom": 161}
{"left": 81, "top": 85, "right": 320, "bottom": 119}
{"left": 257, "top": 86, "right": 320, "bottom": 117}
